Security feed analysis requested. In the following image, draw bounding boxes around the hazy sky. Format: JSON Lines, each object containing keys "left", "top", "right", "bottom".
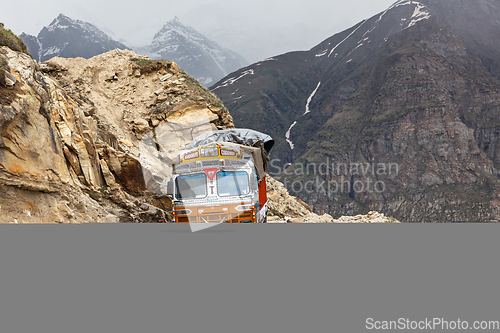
{"left": 2, "top": 0, "right": 397, "bottom": 63}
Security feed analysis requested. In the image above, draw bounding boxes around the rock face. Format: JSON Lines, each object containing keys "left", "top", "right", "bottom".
{"left": 20, "top": 14, "right": 129, "bottom": 63}
{"left": 266, "top": 177, "right": 399, "bottom": 223}
{"left": 211, "top": 0, "right": 500, "bottom": 222}
{"left": 0, "top": 45, "right": 233, "bottom": 223}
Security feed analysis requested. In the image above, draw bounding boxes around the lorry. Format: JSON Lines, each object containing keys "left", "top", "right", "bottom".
{"left": 171, "top": 129, "right": 274, "bottom": 223}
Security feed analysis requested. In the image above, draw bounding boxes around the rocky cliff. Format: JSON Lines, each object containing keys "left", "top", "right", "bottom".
{"left": 0, "top": 42, "right": 235, "bottom": 223}
{"left": 211, "top": 0, "right": 500, "bottom": 222}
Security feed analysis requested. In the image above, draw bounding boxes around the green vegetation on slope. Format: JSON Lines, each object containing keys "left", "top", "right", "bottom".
{"left": 0, "top": 23, "right": 29, "bottom": 55}
{"left": 0, "top": 23, "right": 31, "bottom": 87}
{"left": 0, "top": 55, "right": 7, "bottom": 87}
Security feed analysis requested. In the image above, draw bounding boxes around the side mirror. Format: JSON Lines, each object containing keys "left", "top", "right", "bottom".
{"left": 166, "top": 179, "right": 174, "bottom": 196}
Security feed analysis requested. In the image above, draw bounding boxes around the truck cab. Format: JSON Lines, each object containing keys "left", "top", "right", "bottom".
{"left": 172, "top": 142, "right": 268, "bottom": 223}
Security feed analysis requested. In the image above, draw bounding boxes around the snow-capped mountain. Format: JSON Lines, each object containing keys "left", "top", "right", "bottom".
{"left": 147, "top": 18, "right": 248, "bottom": 86}
{"left": 20, "top": 14, "right": 128, "bottom": 62}
{"left": 19, "top": 15, "right": 247, "bottom": 87}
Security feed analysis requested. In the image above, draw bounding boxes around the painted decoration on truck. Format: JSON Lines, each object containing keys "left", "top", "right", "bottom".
{"left": 179, "top": 144, "right": 242, "bottom": 164}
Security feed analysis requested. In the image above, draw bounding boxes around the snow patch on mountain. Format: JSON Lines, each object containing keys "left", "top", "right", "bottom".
{"left": 212, "top": 69, "right": 254, "bottom": 91}
{"left": 347, "top": 43, "right": 364, "bottom": 56}
{"left": 285, "top": 121, "right": 298, "bottom": 150}
{"left": 377, "top": 0, "right": 430, "bottom": 27}
{"left": 304, "top": 82, "right": 321, "bottom": 115}
{"left": 328, "top": 20, "right": 367, "bottom": 58}
{"left": 407, "top": 2, "right": 431, "bottom": 28}
{"left": 315, "top": 50, "right": 328, "bottom": 57}
{"left": 377, "top": 0, "right": 413, "bottom": 22}
{"left": 43, "top": 45, "right": 63, "bottom": 57}
{"left": 363, "top": 26, "right": 376, "bottom": 37}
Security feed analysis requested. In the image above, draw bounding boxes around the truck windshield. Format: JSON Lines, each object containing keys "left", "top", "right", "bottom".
{"left": 217, "top": 171, "right": 249, "bottom": 197}
{"left": 175, "top": 173, "right": 207, "bottom": 200}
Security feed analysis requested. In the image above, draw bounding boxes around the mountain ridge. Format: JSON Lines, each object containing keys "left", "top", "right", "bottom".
{"left": 146, "top": 17, "right": 248, "bottom": 86}
{"left": 20, "top": 15, "right": 248, "bottom": 87}
{"left": 211, "top": 0, "right": 500, "bottom": 222}
{"left": 20, "top": 14, "right": 129, "bottom": 62}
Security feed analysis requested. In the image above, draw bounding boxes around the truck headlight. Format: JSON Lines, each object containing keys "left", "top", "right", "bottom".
{"left": 176, "top": 209, "right": 192, "bottom": 216}
{"left": 235, "top": 204, "right": 253, "bottom": 211}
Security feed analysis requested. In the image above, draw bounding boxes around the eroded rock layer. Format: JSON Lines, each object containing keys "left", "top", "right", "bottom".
{"left": 0, "top": 47, "right": 232, "bottom": 223}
